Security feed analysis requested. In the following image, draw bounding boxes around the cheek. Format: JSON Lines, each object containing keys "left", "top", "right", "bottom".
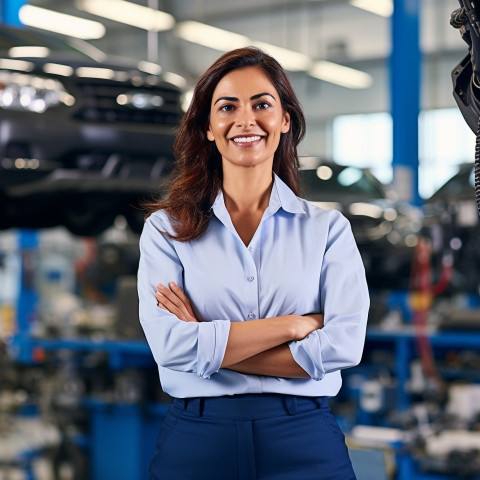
{"left": 210, "top": 116, "right": 230, "bottom": 137}
{"left": 265, "top": 115, "right": 286, "bottom": 135}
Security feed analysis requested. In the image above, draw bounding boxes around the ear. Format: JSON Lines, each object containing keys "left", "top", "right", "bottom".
{"left": 206, "top": 125, "right": 215, "bottom": 142}
{"left": 281, "top": 111, "right": 291, "bottom": 133}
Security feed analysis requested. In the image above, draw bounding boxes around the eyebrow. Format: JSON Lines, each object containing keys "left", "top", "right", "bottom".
{"left": 213, "top": 92, "right": 276, "bottom": 105}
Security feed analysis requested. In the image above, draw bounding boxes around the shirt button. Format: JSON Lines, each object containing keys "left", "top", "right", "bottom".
{"left": 247, "top": 313, "right": 256, "bottom": 319}
{"left": 248, "top": 246, "right": 253, "bottom": 252}
{"left": 247, "top": 275, "right": 254, "bottom": 282}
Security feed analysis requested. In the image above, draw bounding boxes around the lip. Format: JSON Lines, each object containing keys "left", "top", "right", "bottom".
{"left": 229, "top": 134, "right": 265, "bottom": 148}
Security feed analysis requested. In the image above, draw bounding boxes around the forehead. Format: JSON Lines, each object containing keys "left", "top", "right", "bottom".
{"left": 211, "top": 66, "right": 278, "bottom": 101}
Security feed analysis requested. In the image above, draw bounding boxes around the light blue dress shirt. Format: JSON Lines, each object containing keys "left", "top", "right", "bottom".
{"left": 137, "top": 174, "right": 370, "bottom": 399}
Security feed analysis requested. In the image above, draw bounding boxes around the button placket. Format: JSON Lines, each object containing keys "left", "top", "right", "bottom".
{"left": 244, "top": 247, "right": 259, "bottom": 322}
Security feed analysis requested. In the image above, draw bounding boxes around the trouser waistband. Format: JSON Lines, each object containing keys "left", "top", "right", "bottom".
{"left": 173, "top": 393, "right": 329, "bottom": 421}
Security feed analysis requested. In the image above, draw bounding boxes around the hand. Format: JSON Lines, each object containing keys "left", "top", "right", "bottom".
{"left": 155, "top": 282, "right": 198, "bottom": 322}
{"left": 293, "top": 313, "right": 324, "bottom": 340}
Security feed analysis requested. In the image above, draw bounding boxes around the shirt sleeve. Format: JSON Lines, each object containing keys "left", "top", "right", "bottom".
{"left": 288, "top": 211, "right": 370, "bottom": 381}
{"left": 137, "top": 213, "right": 231, "bottom": 379}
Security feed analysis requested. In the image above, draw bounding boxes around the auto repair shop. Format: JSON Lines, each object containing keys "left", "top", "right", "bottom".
{"left": 1, "top": 1, "right": 480, "bottom": 479}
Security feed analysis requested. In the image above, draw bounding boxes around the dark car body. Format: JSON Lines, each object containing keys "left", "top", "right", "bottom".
{"left": 0, "top": 25, "right": 185, "bottom": 236}
{"left": 299, "top": 158, "right": 423, "bottom": 289}
{"left": 423, "top": 163, "right": 480, "bottom": 293}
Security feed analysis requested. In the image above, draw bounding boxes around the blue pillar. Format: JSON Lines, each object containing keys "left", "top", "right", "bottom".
{"left": 0, "top": 0, "right": 27, "bottom": 26}
{"left": 390, "top": 0, "right": 421, "bottom": 206}
{"left": 16, "top": 230, "right": 38, "bottom": 335}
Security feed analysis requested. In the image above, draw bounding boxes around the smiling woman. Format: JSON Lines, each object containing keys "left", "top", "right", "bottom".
{"left": 206, "top": 67, "right": 290, "bottom": 175}
{"left": 144, "top": 47, "right": 306, "bottom": 242}
{"left": 138, "top": 47, "right": 369, "bottom": 480}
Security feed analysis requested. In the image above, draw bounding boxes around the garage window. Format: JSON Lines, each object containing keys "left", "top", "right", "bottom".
{"left": 332, "top": 109, "right": 475, "bottom": 199}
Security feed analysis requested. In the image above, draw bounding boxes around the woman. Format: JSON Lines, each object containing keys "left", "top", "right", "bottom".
{"left": 138, "top": 47, "right": 369, "bottom": 480}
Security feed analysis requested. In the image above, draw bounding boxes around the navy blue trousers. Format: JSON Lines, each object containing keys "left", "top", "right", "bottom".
{"left": 149, "top": 393, "right": 357, "bottom": 480}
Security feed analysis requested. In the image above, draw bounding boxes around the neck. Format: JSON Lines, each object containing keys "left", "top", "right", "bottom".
{"left": 222, "top": 165, "right": 274, "bottom": 213}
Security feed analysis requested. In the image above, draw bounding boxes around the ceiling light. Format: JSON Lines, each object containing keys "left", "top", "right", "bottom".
{"left": 349, "top": 0, "right": 393, "bottom": 17}
{"left": 251, "top": 42, "right": 311, "bottom": 71}
{"left": 0, "top": 59, "right": 34, "bottom": 72}
{"left": 19, "top": 5, "right": 106, "bottom": 40}
{"left": 176, "top": 21, "right": 250, "bottom": 51}
{"left": 76, "top": 0, "right": 175, "bottom": 31}
{"left": 175, "top": 21, "right": 369, "bottom": 88}
{"left": 43, "top": 63, "right": 74, "bottom": 77}
{"left": 76, "top": 67, "right": 116, "bottom": 79}
{"left": 137, "top": 61, "right": 162, "bottom": 76}
{"left": 309, "top": 60, "right": 372, "bottom": 89}
{"left": 162, "top": 72, "right": 188, "bottom": 89}
{"left": 9, "top": 47, "right": 50, "bottom": 58}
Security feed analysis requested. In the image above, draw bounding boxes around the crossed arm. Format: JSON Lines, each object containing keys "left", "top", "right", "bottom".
{"left": 155, "top": 281, "right": 324, "bottom": 378}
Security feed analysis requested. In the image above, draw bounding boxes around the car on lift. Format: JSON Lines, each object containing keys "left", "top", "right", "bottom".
{"left": 423, "top": 163, "right": 480, "bottom": 293}
{"left": 299, "top": 158, "right": 423, "bottom": 290}
{"left": 0, "top": 24, "right": 185, "bottom": 236}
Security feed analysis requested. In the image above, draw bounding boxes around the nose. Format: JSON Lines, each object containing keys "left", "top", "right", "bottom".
{"left": 235, "top": 107, "right": 255, "bottom": 128}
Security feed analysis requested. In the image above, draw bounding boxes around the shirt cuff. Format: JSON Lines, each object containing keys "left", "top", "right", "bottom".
{"left": 288, "top": 331, "right": 325, "bottom": 381}
{"left": 196, "top": 320, "right": 231, "bottom": 379}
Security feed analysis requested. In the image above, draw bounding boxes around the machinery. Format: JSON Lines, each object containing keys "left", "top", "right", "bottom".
{"left": 451, "top": 0, "right": 480, "bottom": 214}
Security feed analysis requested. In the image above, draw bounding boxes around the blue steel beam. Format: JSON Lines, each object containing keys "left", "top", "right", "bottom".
{"left": 16, "top": 230, "right": 39, "bottom": 336}
{"left": 0, "top": 0, "right": 27, "bottom": 26}
{"left": 390, "top": 0, "right": 421, "bottom": 206}
{"left": 1, "top": 1, "right": 38, "bottom": 337}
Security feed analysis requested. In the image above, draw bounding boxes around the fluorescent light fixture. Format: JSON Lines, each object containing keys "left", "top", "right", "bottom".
{"left": 252, "top": 41, "right": 310, "bottom": 71}
{"left": 19, "top": 5, "right": 105, "bottom": 40}
{"left": 9, "top": 46, "right": 50, "bottom": 58}
{"left": 162, "top": 72, "right": 187, "bottom": 89}
{"left": 175, "top": 21, "right": 369, "bottom": 88}
{"left": 349, "top": 0, "right": 393, "bottom": 17}
{"left": 137, "top": 61, "right": 162, "bottom": 76}
{"left": 176, "top": 21, "right": 250, "bottom": 51}
{"left": 76, "top": 0, "right": 175, "bottom": 31}
{"left": 0, "top": 59, "right": 34, "bottom": 72}
{"left": 43, "top": 63, "right": 74, "bottom": 77}
{"left": 309, "top": 60, "right": 372, "bottom": 89}
{"left": 76, "top": 67, "right": 116, "bottom": 79}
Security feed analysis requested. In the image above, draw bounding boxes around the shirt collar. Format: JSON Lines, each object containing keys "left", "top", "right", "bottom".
{"left": 270, "top": 173, "right": 306, "bottom": 215}
{"left": 211, "top": 173, "right": 306, "bottom": 220}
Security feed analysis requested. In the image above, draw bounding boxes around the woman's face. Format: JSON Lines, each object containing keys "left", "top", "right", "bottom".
{"left": 207, "top": 66, "right": 290, "bottom": 172}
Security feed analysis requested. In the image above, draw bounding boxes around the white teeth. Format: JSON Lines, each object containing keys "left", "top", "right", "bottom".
{"left": 233, "top": 136, "right": 261, "bottom": 143}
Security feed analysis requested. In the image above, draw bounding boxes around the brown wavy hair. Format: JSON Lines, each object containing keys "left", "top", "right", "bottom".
{"left": 145, "top": 47, "right": 306, "bottom": 241}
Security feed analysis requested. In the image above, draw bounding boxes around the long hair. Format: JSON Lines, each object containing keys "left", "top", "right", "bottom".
{"left": 145, "top": 47, "right": 306, "bottom": 241}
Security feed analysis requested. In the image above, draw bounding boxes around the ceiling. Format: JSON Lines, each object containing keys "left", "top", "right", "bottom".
{"left": 20, "top": 0, "right": 470, "bottom": 156}
{"left": 30, "top": 0, "right": 466, "bottom": 76}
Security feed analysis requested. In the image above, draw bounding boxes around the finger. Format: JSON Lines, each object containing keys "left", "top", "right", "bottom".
{"left": 169, "top": 282, "right": 196, "bottom": 316}
{"left": 155, "top": 292, "right": 182, "bottom": 316}
{"left": 155, "top": 291, "right": 194, "bottom": 323}
{"left": 155, "top": 292, "right": 170, "bottom": 309}
{"left": 157, "top": 284, "right": 185, "bottom": 310}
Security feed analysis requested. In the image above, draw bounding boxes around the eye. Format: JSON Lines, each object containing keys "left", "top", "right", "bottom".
{"left": 255, "top": 101, "right": 271, "bottom": 110}
{"left": 219, "top": 104, "right": 234, "bottom": 112}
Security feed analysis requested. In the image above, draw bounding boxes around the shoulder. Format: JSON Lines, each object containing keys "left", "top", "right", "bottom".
{"left": 296, "top": 197, "right": 349, "bottom": 226}
{"left": 145, "top": 210, "right": 176, "bottom": 233}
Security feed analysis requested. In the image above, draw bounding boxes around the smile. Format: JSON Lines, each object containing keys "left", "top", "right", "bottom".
{"left": 232, "top": 135, "right": 263, "bottom": 144}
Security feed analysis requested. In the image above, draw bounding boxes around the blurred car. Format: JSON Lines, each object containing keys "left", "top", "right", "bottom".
{"left": 423, "top": 163, "right": 480, "bottom": 293}
{"left": 299, "top": 158, "right": 423, "bottom": 289}
{"left": 0, "top": 24, "right": 185, "bottom": 236}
